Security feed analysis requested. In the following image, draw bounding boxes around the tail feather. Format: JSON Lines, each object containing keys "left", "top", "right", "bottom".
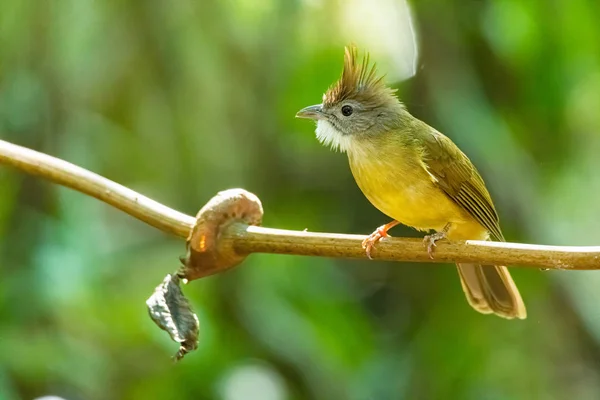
{"left": 456, "top": 263, "right": 526, "bottom": 319}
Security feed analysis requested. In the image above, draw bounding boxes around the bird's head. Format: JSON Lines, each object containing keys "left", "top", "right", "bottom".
{"left": 296, "top": 46, "right": 405, "bottom": 152}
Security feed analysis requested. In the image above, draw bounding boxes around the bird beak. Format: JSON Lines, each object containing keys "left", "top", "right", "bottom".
{"left": 296, "top": 104, "right": 323, "bottom": 120}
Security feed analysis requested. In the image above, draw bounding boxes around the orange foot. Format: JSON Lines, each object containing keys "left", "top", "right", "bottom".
{"left": 362, "top": 221, "right": 400, "bottom": 259}
{"left": 423, "top": 223, "right": 451, "bottom": 259}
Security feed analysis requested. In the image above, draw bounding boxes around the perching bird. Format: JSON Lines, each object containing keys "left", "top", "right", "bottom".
{"left": 296, "top": 46, "right": 526, "bottom": 319}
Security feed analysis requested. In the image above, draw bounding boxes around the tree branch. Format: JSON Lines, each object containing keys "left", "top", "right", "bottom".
{"left": 1, "top": 138, "right": 599, "bottom": 270}
{"left": 0, "top": 139, "right": 195, "bottom": 237}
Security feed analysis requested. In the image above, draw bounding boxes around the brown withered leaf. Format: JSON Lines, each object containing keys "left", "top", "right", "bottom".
{"left": 146, "top": 273, "right": 199, "bottom": 361}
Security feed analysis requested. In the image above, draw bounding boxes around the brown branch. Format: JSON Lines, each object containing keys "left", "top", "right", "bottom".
{"left": 1, "top": 138, "right": 599, "bottom": 271}
{"left": 226, "top": 224, "right": 600, "bottom": 269}
{"left": 0, "top": 139, "right": 195, "bottom": 237}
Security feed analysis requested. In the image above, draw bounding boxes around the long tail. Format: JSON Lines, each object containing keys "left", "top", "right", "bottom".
{"left": 456, "top": 264, "right": 527, "bottom": 319}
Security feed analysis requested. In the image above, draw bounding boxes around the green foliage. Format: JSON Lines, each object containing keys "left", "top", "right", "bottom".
{"left": 2, "top": 0, "right": 600, "bottom": 399}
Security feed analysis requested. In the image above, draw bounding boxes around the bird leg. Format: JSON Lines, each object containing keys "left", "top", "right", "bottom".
{"left": 423, "top": 223, "right": 451, "bottom": 259}
{"left": 362, "top": 220, "right": 400, "bottom": 259}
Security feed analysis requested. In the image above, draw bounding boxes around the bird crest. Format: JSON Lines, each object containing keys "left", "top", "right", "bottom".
{"left": 323, "top": 46, "right": 397, "bottom": 107}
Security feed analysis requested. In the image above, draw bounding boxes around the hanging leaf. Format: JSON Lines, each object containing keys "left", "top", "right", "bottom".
{"left": 146, "top": 273, "right": 199, "bottom": 361}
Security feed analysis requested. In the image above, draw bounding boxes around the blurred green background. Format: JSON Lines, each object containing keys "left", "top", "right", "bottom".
{"left": 2, "top": 0, "right": 600, "bottom": 399}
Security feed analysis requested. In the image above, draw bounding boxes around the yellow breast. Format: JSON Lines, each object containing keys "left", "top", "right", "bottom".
{"left": 346, "top": 136, "right": 472, "bottom": 234}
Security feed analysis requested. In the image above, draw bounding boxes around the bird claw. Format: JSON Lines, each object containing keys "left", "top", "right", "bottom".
{"left": 423, "top": 231, "right": 447, "bottom": 259}
{"left": 362, "top": 225, "right": 389, "bottom": 260}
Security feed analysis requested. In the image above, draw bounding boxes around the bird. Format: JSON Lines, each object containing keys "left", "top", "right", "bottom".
{"left": 296, "top": 46, "right": 526, "bottom": 319}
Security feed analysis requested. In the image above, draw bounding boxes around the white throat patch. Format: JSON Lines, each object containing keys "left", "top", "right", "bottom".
{"left": 315, "top": 120, "right": 353, "bottom": 152}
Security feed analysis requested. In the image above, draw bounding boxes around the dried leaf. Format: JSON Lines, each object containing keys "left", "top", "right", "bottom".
{"left": 146, "top": 273, "right": 199, "bottom": 361}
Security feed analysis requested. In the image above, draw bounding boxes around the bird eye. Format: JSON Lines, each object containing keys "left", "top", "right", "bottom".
{"left": 341, "top": 105, "right": 353, "bottom": 116}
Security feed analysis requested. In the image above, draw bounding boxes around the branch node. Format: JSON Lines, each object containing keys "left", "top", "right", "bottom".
{"left": 181, "top": 188, "right": 263, "bottom": 281}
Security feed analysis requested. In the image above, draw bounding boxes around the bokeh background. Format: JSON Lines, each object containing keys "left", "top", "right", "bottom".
{"left": 2, "top": 0, "right": 600, "bottom": 399}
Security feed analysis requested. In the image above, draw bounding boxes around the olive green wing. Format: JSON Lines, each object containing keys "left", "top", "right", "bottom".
{"left": 418, "top": 126, "right": 505, "bottom": 242}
